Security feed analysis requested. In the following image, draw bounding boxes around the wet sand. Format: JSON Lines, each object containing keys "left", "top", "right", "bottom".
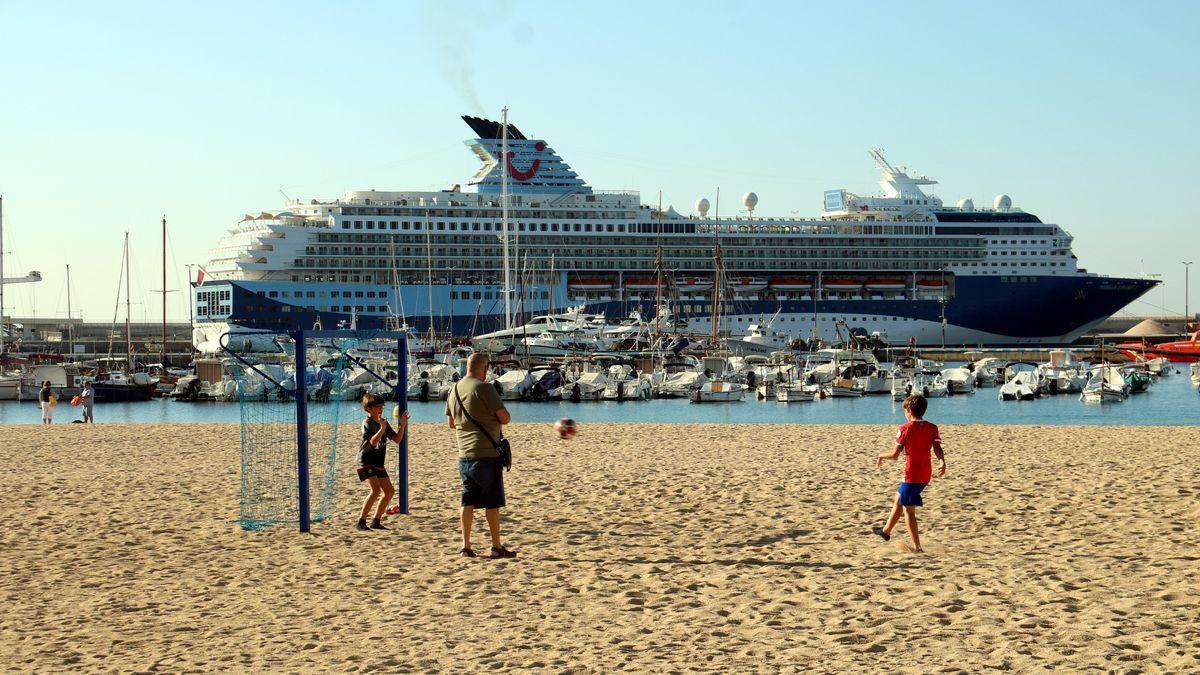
{"left": 1, "top": 423, "right": 1198, "bottom": 672}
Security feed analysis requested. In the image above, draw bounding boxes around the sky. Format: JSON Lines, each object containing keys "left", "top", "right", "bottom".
{"left": 0, "top": 0, "right": 1197, "bottom": 323}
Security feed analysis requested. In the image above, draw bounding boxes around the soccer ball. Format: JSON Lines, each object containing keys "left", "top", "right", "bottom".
{"left": 553, "top": 418, "right": 578, "bottom": 439}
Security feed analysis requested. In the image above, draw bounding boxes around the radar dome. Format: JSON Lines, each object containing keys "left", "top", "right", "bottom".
{"left": 742, "top": 191, "right": 758, "bottom": 213}
{"left": 994, "top": 194, "right": 1012, "bottom": 210}
{"left": 956, "top": 198, "right": 974, "bottom": 211}
{"left": 695, "top": 198, "right": 710, "bottom": 216}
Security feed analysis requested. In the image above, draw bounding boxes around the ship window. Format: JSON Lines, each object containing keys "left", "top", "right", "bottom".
{"left": 473, "top": 292, "right": 481, "bottom": 299}
{"left": 354, "top": 221, "right": 362, "bottom": 228}
{"left": 269, "top": 291, "right": 278, "bottom": 298}
{"left": 552, "top": 224, "right": 559, "bottom": 231}
{"left": 390, "top": 222, "right": 398, "bottom": 229}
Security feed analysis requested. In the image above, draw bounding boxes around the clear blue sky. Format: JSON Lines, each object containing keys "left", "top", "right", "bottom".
{"left": 1, "top": 0, "right": 1197, "bottom": 322}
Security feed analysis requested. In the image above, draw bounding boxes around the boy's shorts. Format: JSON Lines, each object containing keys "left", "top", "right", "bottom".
{"left": 357, "top": 466, "right": 389, "bottom": 482}
{"left": 460, "top": 458, "right": 505, "bottom": 509}
{"left": 897, "top": 482, "right": 927, "bottom": 507}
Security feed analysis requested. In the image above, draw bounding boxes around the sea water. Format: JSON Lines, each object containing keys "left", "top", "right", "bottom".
{"left": 2, "top": 369, "right": 1196, "bottom": 426}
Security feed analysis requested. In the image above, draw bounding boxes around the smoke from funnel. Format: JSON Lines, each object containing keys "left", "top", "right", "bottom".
{"left": 439, "top": 45, "right": 485, "bottom": 116}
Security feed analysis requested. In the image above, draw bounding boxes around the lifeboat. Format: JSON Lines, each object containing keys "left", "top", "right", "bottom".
{"left": 916, "top": 279, "right": 948, "bottom": 289}
{"left": 675, "top": 276, "right": 714, "bottom": 290}
{"left": 864, "top": 278, "right": 907, "bottom": 292}
{"left": 1117, "top": 330, "right": 1200, "bottom": 363}
{"left": 769, "top": 277, "right": 814, "bottom": 291}
{"left": 823, "top": 278, "right": 863, "bottom": 291}
{"left": 725, "top": 276, "right": 768, "bottom": 292}
{"left": 623, "top": 277, "right": 659, "bottom": 291}
{"left": 568, "top": 278, "right": 613, "bottom": 291}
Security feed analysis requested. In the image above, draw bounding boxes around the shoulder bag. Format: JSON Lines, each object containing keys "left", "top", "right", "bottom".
{"left": 453, "top": 382, "right": 512, "bottom": 471}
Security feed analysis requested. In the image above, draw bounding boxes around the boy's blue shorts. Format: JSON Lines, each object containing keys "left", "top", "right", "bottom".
{"left": 897, "top": 482, "right": 927, "bottom": 507}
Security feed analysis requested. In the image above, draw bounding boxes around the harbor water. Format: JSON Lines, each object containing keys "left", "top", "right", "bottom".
{"left": 2, "top": 369, "right": 1195, "bottom": 426}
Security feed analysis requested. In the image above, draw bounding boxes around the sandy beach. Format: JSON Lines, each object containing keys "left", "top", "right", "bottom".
{"left": 2, "top": 422, "right": 1198, "bottom": 672}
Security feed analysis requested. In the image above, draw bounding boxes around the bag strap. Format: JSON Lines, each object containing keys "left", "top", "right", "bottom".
{"left": 453, "top": 382, "right": 501, "bottom": 450}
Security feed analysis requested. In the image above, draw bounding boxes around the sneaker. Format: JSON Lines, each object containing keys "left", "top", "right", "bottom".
{"left": 355, "top": 519, "right": 371, "bottom": 532}
{"left": 369, "top": 519, "right": 388, "bottom": 530}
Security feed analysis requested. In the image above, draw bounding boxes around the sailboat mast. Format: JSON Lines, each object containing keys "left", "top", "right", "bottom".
{"left": 654, "top": 191, "right": 664, "bottom": 338}
{"left": 710, "top": 188, "right": 722, "bottom": 346}
{"left": 425, "top": 208, "right": 434, "bottom": 342}
{"left": 0, "top": 195, "right": 5, "bottom": 351}
{"left": 124, "top": 232, "right": 132, "bottom": 368}
{"left": 161, "top": 215, "right": 167, "bottom": 367}
{"left": 66, "top": 264, "right": 74, "bottom": 357}
{"left": 500, "top": 106, "right": 512, "bottom": 330}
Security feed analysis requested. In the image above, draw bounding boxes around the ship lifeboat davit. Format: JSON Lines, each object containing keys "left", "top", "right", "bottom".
{"left": 675, "top": 276, "right": 714, "bottom": 290}
{"left": 823, "top": 278, "right": 863, "bottom": 291}
{"left": 568, "top": 278, "right": 613, "bottom": 291}
{"left": 865, "top": 278, "right": 907, "bottom": 291}
{"left": 769, "top": 277, "right": 814, "bottom": 291}
{"left": 726, "top": 276, "right": 768, "bottom": 292}
{"left": 624, "top": 277, "right": 659, "bottom": 292}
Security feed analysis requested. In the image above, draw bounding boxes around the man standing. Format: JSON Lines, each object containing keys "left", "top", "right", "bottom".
{"left": 80, "top": 380, "right": 95, "bottom": 423}
{"left": 446, "top": 353, "right": 515, "bottom": 559}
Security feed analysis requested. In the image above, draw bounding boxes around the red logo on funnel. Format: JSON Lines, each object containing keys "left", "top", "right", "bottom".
{"left": 505, "top": 141, "right": 545, "bottom": 181}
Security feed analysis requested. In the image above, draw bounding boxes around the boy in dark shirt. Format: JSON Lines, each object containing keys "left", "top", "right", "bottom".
{"left": 356, "top": 394, "right": 409, "bottom": 531}
{"left": 873, "top": 394, "right": 945, "bottom": 552}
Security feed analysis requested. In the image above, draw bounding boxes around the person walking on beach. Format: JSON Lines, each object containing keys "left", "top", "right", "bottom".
{"left": 355, "top": 393, "right": 409, "bottom": 532}
{"left": 80, "top": 381, "right": 95, "bottom": 423}
{"left": 38, "top": 380, "right": 55, "bottom": 424}
{"left": 873, "top": 394, "right": 945, "bottom": 552}
{"left": 446, "top": 352, "right": 515, "bottom": 559}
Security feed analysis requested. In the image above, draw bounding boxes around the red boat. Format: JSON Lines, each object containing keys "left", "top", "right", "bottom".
{"left": 1117, "top": 330, "right": 1200, "bottom": 363}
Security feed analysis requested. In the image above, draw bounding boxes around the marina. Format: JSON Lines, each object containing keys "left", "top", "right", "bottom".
{"left": 3, "top": 360, "right": 1194, "bottom": 426}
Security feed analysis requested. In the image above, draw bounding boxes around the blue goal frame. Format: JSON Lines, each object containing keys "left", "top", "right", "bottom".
{"left": 222, "top": 328, "right": 410, "bottom": 532}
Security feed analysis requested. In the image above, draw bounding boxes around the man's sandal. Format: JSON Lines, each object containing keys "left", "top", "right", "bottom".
{"left": 459, "top": 548, "right": 477, "bottom": 558}
{"left": 489, "top": 546, "right": 517, "bottom": 559}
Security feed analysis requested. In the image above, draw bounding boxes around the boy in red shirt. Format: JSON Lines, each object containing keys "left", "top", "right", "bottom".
{"left": 873, "top": 394, "right": 945, "bottom": 552}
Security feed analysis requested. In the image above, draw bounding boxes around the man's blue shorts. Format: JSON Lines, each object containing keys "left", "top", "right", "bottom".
{"left": 460, "top": 458, "right": 505, "bottom": 509}
{"left": 897, "top": 482, "right": 927, "bottom": 507}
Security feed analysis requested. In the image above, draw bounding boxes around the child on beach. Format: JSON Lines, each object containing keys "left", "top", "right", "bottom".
{"left": 873, "top": 394, "right": 945, "bottom": 552}
{"left": 356, "top": 394, "right": 409, "bottom": 532}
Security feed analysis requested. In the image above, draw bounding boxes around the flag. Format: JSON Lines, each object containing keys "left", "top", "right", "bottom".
{"left": 196, "top": 266, "right": 207, "bottom": 286}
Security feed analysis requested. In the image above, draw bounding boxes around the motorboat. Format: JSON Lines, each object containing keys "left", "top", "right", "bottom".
{"left": 405, "top": 362, "right": 457, "bottom": 401}
{"left": 600, "top": 364, "right": 651, "bottom": 401}
{"left": 1117, "top": 365, "right": 1152, "bottom": 394}
{"left": 823, "top": 377, "right": 864, "bottom": 398}
{"left": 940, "top": 367, "right": 976, "bottom": 394}
{"left": 554, "top": 370, "right": 608, "bottom": 401}
{"left": 776, "top": 382, "right": 820, "bottom": 402}
{"left": 999, "top": 365, "right": 1041, "bottom": 401}
{"left": 1037, "top": 350, "right": 1086, "bottom": 395}
{"left": 803, "top": 349, "right": 879, "bottom": 385}
{"left": 471, "top": 306, "right": 604, "bottom": 351}
{"left": 1080, "top": 366, "right": 1130, "bottom": 403}
{"left": 967, "top": 357, "right": 1004, "bottom": 387}
{"left": 691, "top": 379, "right": 747, "bottom": 403}
{"left": 725, "top": 311, "right": 792, "bottom": 356}
{"left": 491, "top": 368, "right": 535, "bottom": 400}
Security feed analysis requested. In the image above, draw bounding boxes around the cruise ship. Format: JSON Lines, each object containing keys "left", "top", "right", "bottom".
{"left": 192, "top": 114, "right": 1157, "bottom": 350}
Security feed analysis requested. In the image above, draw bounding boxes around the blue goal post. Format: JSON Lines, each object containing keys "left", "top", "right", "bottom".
{"left": 222, "top": 328, "right": 410, "bottom": 532}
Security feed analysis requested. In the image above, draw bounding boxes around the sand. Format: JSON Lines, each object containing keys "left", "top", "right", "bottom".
{"left": 1, "top": 422, "right": 1198, "bottom": 673}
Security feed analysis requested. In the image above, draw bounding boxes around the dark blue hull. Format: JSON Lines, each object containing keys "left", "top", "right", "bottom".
{"left": 196, "top": 274, "right": 1156, "bottom": 347}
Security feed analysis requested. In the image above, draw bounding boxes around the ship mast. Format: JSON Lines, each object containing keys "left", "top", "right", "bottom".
{"left": 500, "top": 106, "right": 512, "bottom": 330}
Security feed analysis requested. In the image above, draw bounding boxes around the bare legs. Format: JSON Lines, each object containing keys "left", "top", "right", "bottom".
{"left": 460, "top": 506, "right": 502, "bottom": 551}
{"left": 881, "top": 495, "right": 922, "bottom": 552}
{"left": 374, "top": 478, "right": 395, "bottom": 520}
{"left": 360, "top": 476, "right": 383, "bottom": 522}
